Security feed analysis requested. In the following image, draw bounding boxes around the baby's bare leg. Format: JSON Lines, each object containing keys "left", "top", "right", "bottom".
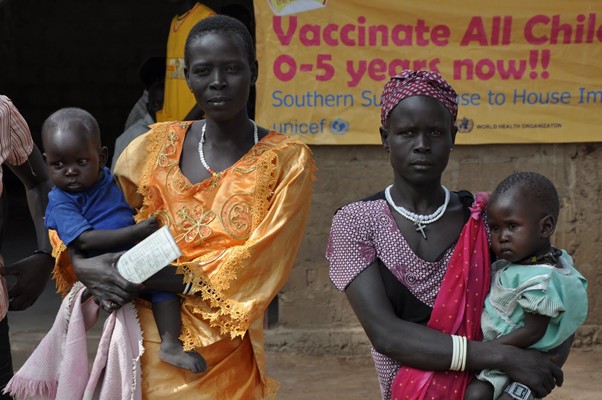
{"left": 152, "top": 296, "right": 207, "bottom": 373}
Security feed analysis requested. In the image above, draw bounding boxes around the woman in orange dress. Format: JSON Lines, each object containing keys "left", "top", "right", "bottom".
{"left": 55, "top": 15, "right": 314, "bottom": 399}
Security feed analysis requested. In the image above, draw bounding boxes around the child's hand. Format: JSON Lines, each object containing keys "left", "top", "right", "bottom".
{"left": 136, "top": 216, "right": 160, "bottom": 238}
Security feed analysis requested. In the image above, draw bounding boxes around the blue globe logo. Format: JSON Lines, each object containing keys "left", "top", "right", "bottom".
{"left": 329, "top": 118, "right": 349, "bottom": 135}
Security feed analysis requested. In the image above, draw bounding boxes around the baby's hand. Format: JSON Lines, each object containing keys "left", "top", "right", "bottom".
{"left": 136, "top": 216, "right": 160, "bottom": 238}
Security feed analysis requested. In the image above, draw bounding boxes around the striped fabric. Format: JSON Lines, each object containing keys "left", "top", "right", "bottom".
{"left": 1, "top": 95, "right": 34, "bottom": 319}
{"left": 0, "top": 95, "right": 34, "bottom": 196}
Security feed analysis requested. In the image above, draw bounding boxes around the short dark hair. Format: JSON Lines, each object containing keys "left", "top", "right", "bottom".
{"left": 42, "top": 107, "right": 101, "bottom": 147}
{"left": 184, "top": 15, "right": 255, "bottom": 67}
{"left": 491, "top": 172, "right": 560, "bottom": 219}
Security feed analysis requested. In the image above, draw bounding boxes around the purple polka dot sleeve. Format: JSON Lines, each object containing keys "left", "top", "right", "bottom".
{"left": 327, "top": 204, "right": 377, "bottom": 292}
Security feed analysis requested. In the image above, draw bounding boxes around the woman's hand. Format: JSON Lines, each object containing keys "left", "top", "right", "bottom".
{"left": 2, "top": 253, "right": 54, "bottom": 310}
{"left": 70, "top": 251, "right": 140, "bottom": 312}
{"left": 501, "top": 345, "right": 563, "bottom": 398}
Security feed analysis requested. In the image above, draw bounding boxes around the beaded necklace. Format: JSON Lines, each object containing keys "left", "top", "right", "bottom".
{"left": 198, "top": 120, "right": 258, "bottom": 177}
{"left": 517, "top": 247, "right": 562, "bottom": 266}
{"left": 384, "top": 185, "right": 450, "bottom": 240}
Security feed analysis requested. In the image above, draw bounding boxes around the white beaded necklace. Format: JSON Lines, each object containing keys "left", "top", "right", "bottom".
{"left": 384, "top": 184, "right": 450, "bottom": 240}
{"left": 198, "top": 120, "right": 258, "bottom": 177}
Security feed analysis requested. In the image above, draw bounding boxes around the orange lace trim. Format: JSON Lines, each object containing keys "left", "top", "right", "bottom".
{"left": 176, "top": 250, "right": 251, "bottom": 346}
{"left": 252, "top": 149, "right": 278, "bottom": 229}
{"left": 50, "top": 234, "right": 76, "bottom": 298}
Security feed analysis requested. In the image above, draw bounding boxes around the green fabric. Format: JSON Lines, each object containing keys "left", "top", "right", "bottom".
{"left": 478, "top": 249, "right": 588, "bottom": 398}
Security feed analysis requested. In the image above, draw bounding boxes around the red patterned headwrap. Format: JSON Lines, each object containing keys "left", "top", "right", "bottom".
{"left": 380, "top": 69, "right": 458, "bottom": 126}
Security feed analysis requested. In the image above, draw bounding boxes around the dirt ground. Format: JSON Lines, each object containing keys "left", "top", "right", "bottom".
{"left": 9, "top": 329, "right": 602, "bottom": 399}
{"left": 265, "top": 348, "right": 602, "bottom": 400}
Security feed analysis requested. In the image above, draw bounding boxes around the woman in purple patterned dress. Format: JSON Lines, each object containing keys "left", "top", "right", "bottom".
{"left": 326, "top": 70, "right": 570, "bottom": 400}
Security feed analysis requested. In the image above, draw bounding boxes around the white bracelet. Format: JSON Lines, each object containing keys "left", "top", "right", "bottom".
{"left": 182, "top": 281, "right": 192, "bottom": 295}
{"left": 459, "top": 336, "right": 467, "bottom": 372}
{"left": 450, "top": 335, "right": 467, "bottom": 371}
{"left": 450, "top": 335, "right": 459, "bottom": 371}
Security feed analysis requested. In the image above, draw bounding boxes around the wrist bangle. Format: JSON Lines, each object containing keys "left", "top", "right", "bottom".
{"left": 182, "top": 277, "right": 193, "bottom": 295}
{"left": 450, "top": 335, "right": 459, "bottom": 371}
{"left": 459, "top": 336, "right": 467, "bottom": 372}
{"left": 450, "top": 335, "right": 467, "bottom": 372}
{"left": 33, "top": 249, "right": 53, "bottom": 258}
{"left": 181, "top": 274, "right": 194, "bottom": 295}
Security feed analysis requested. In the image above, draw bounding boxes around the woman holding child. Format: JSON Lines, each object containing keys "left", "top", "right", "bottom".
{"left": 53, "top": 15, "right": 314, "bottom": 399}
{"left": 326, "top": 70, "right": 568, "bottom": 400}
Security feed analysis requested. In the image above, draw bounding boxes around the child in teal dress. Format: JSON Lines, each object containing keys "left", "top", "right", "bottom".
{"left": 465, "top": 172, "right": 588, "bottom": 400}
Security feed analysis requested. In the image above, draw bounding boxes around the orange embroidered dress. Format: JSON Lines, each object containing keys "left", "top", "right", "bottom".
{"left": 53, "top": 121, "right": 315, "bottom": 399}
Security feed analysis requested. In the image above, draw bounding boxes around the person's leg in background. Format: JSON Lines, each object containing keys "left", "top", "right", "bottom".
{"left": 0, "top": 317, "right": 13, "bottom": 399}
{"left": 0, "top": 192, "right": 15, "bottom": 399}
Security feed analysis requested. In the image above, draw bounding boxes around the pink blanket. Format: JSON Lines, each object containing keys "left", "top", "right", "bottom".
{"left": 0, "top": 276, "right": 7, "bottom": 321}
{"left": 3, "top": 283, "right": 143, "bottom": 400}
{"left": 0, "top": 255, "right": 7, "bottom": 320}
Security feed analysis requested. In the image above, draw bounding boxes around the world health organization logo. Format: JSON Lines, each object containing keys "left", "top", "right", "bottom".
{"left": 329, "top": 118, "right": 349, "bottom": 135}
{"left": 456, "top": 117, "right": 474, "bottom": 133}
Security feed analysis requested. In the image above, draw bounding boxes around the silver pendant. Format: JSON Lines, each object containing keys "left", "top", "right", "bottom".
{"left": 414, "top": 221, "right": 427, "bottom": 239}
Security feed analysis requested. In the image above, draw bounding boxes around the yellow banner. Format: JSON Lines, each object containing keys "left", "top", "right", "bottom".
{"left": 255, "top": 0, "right": 602, "bottom": 144}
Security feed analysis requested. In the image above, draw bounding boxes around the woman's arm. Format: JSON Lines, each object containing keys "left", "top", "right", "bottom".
{"left": 2, "top": 146, "right": 54, "bottom": 310}
{"left": 70, "top": 250, "right": 140, "bottom": 311}
{"left": 10, "top": 146, "right": 53, "bottom": 252}
{"left": 345, "top": 261, "right": 563, "bottom": 397}
{"left": 346, "top": 262, "right": 455, "bottom": 369}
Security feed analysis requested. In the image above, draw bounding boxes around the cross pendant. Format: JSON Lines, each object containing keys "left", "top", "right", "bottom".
{"left": 414, "top": 221, "right": 427, "bottom": 239}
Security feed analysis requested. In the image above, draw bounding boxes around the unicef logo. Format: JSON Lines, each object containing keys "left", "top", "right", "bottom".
{"left": 329, "top": 118, "right": 349, "bottom": 135}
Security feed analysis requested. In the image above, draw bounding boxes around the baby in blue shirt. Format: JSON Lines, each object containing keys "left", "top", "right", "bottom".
{"left": 42, "top": 107, "right": 206, "bottom": 373}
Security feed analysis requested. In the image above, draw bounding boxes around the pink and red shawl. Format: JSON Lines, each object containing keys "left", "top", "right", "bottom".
{"left": 3, "top": 283, "right": 144, "bottom": 400}
{"left": 391, "top": 192, "right": 491, "bottom": 400}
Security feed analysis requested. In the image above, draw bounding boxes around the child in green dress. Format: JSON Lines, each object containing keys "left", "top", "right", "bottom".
{"left": 465, "top": 172, "right": 588, "bottom": 400}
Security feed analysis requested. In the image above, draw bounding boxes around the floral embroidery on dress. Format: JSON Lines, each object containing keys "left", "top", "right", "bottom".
{"left": 156, "top": 129, "right": 179, "bottom": 168}
{"left": 174, "top": 205, "right": 216, "bottom": 244}
{"left": 169, "top": 165, "right": 189, "bottom": 194}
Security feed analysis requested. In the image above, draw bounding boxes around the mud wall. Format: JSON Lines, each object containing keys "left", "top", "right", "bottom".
{"left": 268, "top": 143, "right": 602, "bottom": 353}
